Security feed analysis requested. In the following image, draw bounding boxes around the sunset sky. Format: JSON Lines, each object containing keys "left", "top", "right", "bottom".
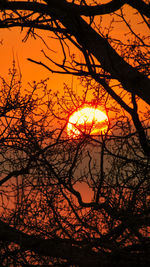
{"left": 0, "top": 27, "right": 71, "bottom": 90}
{"left": 0, "top": 2, "right": 149, "bottom": 265}
{"left": 0, "top": 2, "right": 149, "bottom": 112}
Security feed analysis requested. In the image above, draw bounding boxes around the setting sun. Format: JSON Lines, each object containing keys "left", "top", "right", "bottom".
{"left": 67, "top": 105, "right": 108, "bottom": 137}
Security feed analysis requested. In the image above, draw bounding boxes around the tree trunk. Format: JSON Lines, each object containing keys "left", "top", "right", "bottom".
{"left": 56, "top": 9, "right": 150, "bottom": 105}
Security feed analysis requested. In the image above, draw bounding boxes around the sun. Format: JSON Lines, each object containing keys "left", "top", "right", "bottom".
{"left": 67, "top": 105, "right": 108, "bottom": 138}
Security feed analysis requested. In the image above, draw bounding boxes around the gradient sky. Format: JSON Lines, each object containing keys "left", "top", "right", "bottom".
{"left": 0, "top": 27, "right": 73, "bottom": 92}
{"left": 0, "top": 2, "right": 149, "bottom": 112}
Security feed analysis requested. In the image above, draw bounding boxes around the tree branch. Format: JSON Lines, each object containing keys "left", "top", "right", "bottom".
{"left": 2, "top": 0, "right": 150, "bottom": 18}
{"left": 1, "top": 1, "right": 150, "bottom": 104}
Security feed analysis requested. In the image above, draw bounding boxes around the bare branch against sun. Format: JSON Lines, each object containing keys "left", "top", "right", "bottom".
{"left": 0, "top": 1, "right": 150, "bottom": 266}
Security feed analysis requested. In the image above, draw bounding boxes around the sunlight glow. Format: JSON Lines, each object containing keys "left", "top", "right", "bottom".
{"left": 67, "top": 105, "right": 108, "bottom": 138}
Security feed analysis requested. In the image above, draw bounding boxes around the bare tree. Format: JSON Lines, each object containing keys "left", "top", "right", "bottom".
{"left": 0, "top": 63, "right": 149, "bottom": 266}
{"left": 0, "top": 0, "right": 150, "bottom": 266}
{"left": 0, "top": 0, "right": 149, "bottom": 155}
{"left": 0, "top": 0, "right": 150, "bottom": 103}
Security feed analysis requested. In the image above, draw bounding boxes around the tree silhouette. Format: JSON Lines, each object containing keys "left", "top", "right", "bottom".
{"left": 0, "top": 1, "right": 150, "bottom": 266}
{"left": 1, "top": 0, "right": 150, "bottom": 155}
{"left": 1, "top": 0, "right": 150, "bottom": 104}
{"left": 0, "top": 62, "right": 149, "bottom": 266}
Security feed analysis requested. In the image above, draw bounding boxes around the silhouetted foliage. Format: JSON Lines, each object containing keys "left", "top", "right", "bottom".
{"left": 0, "top": 1, "right": 150, "bottom": 266}
{"left": 0, "top": 62, "right": 149, "bottom": 266}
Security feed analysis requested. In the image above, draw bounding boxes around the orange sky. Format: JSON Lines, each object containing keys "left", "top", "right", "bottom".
{"left": 0, "top": 0, "right": 149, "bottom": 209}
{"left": 0, "top": 2, "right": 149, "bottom": 112}
{"left": 0, "top": 28, "right": 72, "bottom": 90}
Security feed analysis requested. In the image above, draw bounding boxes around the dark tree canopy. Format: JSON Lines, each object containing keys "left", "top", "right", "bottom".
{"left": 0, "top": 1, "right": 150, "bottom": 266}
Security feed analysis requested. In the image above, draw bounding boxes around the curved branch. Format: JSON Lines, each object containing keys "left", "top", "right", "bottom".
{"left": 58, "top": 14, "right": 150, "bottom": 105}
{"left": 0, "top": 219, "right": 104, "bottom": 266}
{"left": 2, "top": 0, "right": 150, "bottom": 18}
{"left": 0, "top": 167, "right": 29, "bottom": 186}
{"left": 0, "top": 21, "right": 69, "bottom": 34}
{"left": 1, "top": 1, "right": 150, "bottom": 105}
{"left": 0, "top": 219, "right": 150, "bottom": 266}
{"left": 44, "top": 0, "right": 150, "bottom": 18}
